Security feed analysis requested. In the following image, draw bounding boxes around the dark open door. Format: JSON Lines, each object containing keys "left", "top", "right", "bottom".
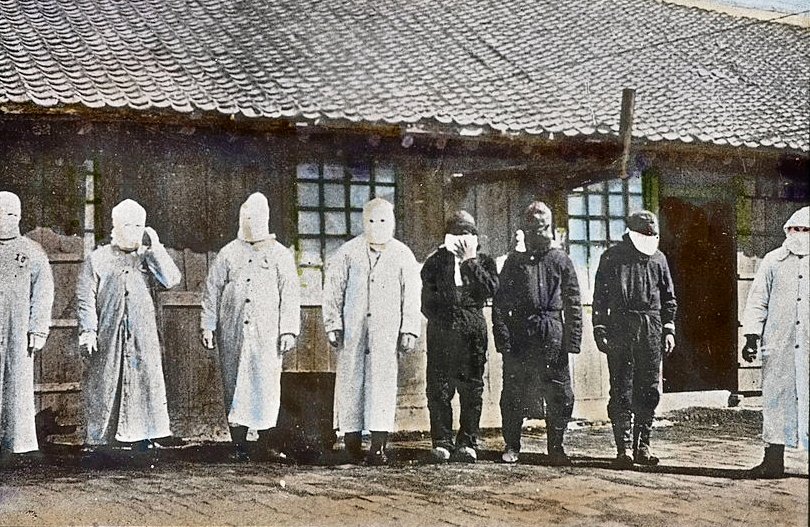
{"left": 659, "top": 198, "right": 737, "bottom": 392}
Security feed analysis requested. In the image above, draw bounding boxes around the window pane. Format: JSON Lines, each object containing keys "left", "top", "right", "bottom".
{"left": 298, "top": 212, "right": 321, "bottom": 235}
{"left": 569, "top": 219, "right": 587, "bottom": 241}
{"left": 299, "top": 267, "right": 323, "bottom": 306}
{"left": 588, "top": 245, "right": 606, "bottom": 288}
{"left": 374, "top": 185, "right": 395, "bottom": 203}
{"left": 628, "top": 194, "right": 644, "bottom": 212}
{"left": 627, "top": 176, "right": 643, "bottom": 193}
{"left": 323, "top": 164, "right": 344, "bottom": 180}
{"left": 350, "top": 185, "right": 371, "bottom": 208}
{"left": 325, "top": 238, "right": 344, "bottom": 259}
{"left": 609, "top": 219, "right": 625, "bottom": 241}
{"left": 567, "top": 195, "right": 585, "bottom": 216}
{"left": 375, "top": 163, "right": 396, "bottom": 183}
{"left": 323, "top": 183, "right": 345, "bottom": 208}
{"left": 324, "top": 212, "right": 347, "bottom": 235}
{"left": 297, "top": 182, "right": 320, "bottom": 207}
{"left": 350, "top": 211, "right": 363, "bottom": 234}
{"left": 297, "top": 163, "right": 319, "bottom": 180}
{"left": 587, "top": 182, "right": 605, "bottom": 192}
{"left": 608, "top": 194, "right": 625, "bottom": 216}
{"left": 297, "top": 238, "right": 322, "bottom": 266}
{"left": 569, "top": 243, "right": 588, "bottom": 270}
{"left": 608, "top": 179, "right": 624, "bottom": 193}
{"left": 589, "top": 219, "right": 606, "bottom": 240}
{"left": 588, "top": 195, "right": 604, "bottom": 216}
{"left": 349, "top": 163, "right": 371, "bottom": 182}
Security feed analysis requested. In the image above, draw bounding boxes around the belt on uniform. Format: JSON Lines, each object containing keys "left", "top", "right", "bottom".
{"left": 613, "top": 308, "right": 659, "bottom": 315}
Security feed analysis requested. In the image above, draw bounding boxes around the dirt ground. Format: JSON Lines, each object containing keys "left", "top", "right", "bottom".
{"left": 0, "top": 408, "right": 807, "bottom": 527}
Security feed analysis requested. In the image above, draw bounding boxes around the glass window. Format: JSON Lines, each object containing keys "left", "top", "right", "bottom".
{"left": 323, "top": 183, "right": 345, "bottom": 208}
{"left": 627, "top": 176, "right": 643, "bottom": 193}
{"left": 609, "top": 219, "right": 626, "bottom": 241}
{"left": 608, "top": 194, "right": 625, "bottom": 216}
{"left": 568, "top": 195, "right": 586, "bottom": 216}
{"left": 588, "top": 194, "right": 604, "bottom": 216}
{"left": 296, "top": 161, "right": 397, "bottom": 305}
{"left": 629, "top": 194, "right": 644, "bottom": 212}
{"left": 589, "top": 219, "right": 606, "bottom": 241}
{"left": 569, "top": 219, "right": 587, "bottom": 241}
{"left": 297, "top": 182, "right": 319, "bottom": 207}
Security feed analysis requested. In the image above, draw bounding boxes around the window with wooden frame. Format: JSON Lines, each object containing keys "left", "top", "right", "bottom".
{"left": 295, "top": 160, "right": 397, "bottom": 305}
{"left": 567, "top": 176, "right": 644, "bottom": 303}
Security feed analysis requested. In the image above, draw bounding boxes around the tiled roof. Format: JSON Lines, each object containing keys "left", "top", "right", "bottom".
{"left": 0, "top": 0, "right": 808, "bottom": 151}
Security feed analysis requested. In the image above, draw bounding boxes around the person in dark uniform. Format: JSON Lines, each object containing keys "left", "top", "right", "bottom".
{"left": 592, "top": 210, "right": 677, "bottom": 468}
{"left": 492, "top": 201, "right": 582, "bottom": 465}
{"left": 421, "top": 211, "right": 499, "bottom": 463}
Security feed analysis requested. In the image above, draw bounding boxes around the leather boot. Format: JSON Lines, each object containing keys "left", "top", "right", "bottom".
{"left": 749, "top": 444, "right": 785, "bottom": 478}
{"left": 611, "top": 420, "right": 634, "bottom": 469}
{"left": 257, "top": 428, "right": 288, "bottom": 463}
{"left": 366, "top": 431, "right": 388, "bottom": 466}
{"left": 633, "top": 421, "right": 659, "bottom": 466}
{"left": 546, "top": 426, "right": 572, "bottom": 467}
{"left": 344, "top": 432, "right": 364, "bottom": 464}
{"left": 229, "top": 426, "right": 250, "bottom": 462}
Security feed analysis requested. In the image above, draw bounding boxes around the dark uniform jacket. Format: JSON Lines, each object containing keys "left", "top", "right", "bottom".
{"left": 421, "top": 248, "right": 499, "bottom": 360}
{"left": 492, "top": 247, "right": 582, "bottom": 362}
{"left": 592, "top": 236, "right": 677, "bottom": 337}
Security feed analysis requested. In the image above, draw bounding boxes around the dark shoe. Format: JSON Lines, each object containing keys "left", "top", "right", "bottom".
{"left": 365, "top": 448, "right": 388, "bottom": 466}
{"left": 612, "top": 451, "right": 635, "bottom": 469}
{"left": 749, "top": 445, "right": 785, "bottom": 478}
{"left": 633, "top": 420, "right": 658, "bottom": 466}
{"left": 633, "top": 447, "right": 659, "bottom": 466}
{"left": 547, "top": 448, "right": 572, "bottom": 467}
{"left": 452, "top": 446, "right": 477, "bottom": 463}
{"left": 431, "top": 446, "right": 451, "bottom": 463}
{"left": 229, "top": 444, "right": 250, "bottom": 463}
{"left": 344, "top": 432, "right": 364, "bottom": 464}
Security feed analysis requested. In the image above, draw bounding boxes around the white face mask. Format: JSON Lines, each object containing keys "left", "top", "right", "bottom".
{"left": 363, "top": 201, "right": 395, "bottom": 246}
{"left": 444, "top": 233, "right": 478, "bottom": 257}
{"left": 0, "top": 192, "right": 21, "bottom": 239}
{"left": 784, "top": 230, "right": 810, "bottom": 256}
{"left": 514, "top": 229, "right": 526, "bottom": 253}
{"left": 238, "top": 193, "right": 271, "bottom": 242}
{"left": 111, "top": 200, "right": 147, "bottom": 251}
{"left": 627, "top": 229, "right": 659, "bottom": 256}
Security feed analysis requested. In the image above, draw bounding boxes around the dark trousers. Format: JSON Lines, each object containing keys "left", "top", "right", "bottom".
{"left": 426, "top": 328, "right": 485, "bottom": 450}
{"left": 500, "top": 344, "right": 573, "bottom": 452}
{"left": 606, "top": 313, "right": 663, "bottom": 450}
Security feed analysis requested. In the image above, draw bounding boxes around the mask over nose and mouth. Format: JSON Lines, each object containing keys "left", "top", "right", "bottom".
{"left": 783, "top": 206, "right": 810, "bottom": 256}
{"left": 238, "top": 192, "right": 272, "bottom": 243}
{"left": 522, "top": 201, "right": 554, "bottom": 252}
{"left": 363, "top": 198, "right": 395, "bottom": 247}
{"left": 111, "top": 199, "right": 147, "bottom": 251}
{"left": 0, "top": 191, "right": 22, "bottom": 240}
{"left": 626, "top": 210, "right": 660, "bottom": 256}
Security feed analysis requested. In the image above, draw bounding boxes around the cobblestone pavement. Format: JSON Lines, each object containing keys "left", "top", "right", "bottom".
{"left": 0, "top": 408, "right": 807, "bottom": 527}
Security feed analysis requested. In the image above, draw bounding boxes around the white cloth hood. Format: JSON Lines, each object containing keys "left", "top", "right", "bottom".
{"left": 111, "top": 199, "right": 146, "bottom": 251}
{"left": 238, "top": 192, "right": 272, "bottom": 242}
{"left": 363, "top": 198, "right": 395, "bottom": 246}
{"left": 0, "top": 191, "right": 21, "bottom": 239}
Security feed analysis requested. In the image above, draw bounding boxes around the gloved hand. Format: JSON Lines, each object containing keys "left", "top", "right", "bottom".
{"left": 79, "top": 331, "right": 97, "bottom": 357}
{"left": 664, "top": 333, "right": 676, "bottom": 356}
{"left": 593, "top": 326, "right": 610, "bottom": 354}
{"left": 741, "top": 334, "right": 760, "bottom": 363}
{"left": 201, "top": 329, "right": 215, "bottom": 350}
{"left": 143, "top": 226, "right": 161, "bottom": 248}
{"left": 398, "top": 333, "right": 417, "bottom": 353}
{"left": 28, "top": 333, "right": 47, "bottom": 355}
{"left": 451, "top": 238, "right": 477, "bottom": 262}
{"left": 278, "top": 333, "right": 296, "bottom": 355}
{"left": 327, "top": 330, "right": 344, "bottom": 348}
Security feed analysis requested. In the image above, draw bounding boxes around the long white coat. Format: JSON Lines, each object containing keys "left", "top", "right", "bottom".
{"left": 77, "top": 244, "right": 181, "bottom": 445}
{"left": 323, "top": 237, "right": 421, "bottom": 432}
{"left": 201, "top": 239, "right": 300, "bottom": 430}
{"left": 0, "top": 237, "right": 54, "bottom": 453}
{"left": 742, "top": 246, "right": 809, "bottom": 450}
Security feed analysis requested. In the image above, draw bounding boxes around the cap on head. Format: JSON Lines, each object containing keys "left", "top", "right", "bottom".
{"left": 445, "top": 210, "right": 477, "bottom": 235}
{"left": 627, "top": 210, "right": 659, "bottom": 236}
{"left": 523, "top": 201, "right": 553, "bottom": 227}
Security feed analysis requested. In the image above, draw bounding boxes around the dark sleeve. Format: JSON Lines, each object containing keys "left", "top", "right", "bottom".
{"left": 591, "top": 250, "right": 610, "bottom": 329}
{"left": 492, "top": 255, "right": 515, "bottom": 351}
{"left": 560, "top": 254, "right": 583, "bottom": 354}
{"left": 460, "top": 253, "right": 499, "bottom": 301}
{"left": 658, "top": 255, "right": 677, "bottom": 335}
{"left": 420, "top": 253, "right": 443, "bottom": 321}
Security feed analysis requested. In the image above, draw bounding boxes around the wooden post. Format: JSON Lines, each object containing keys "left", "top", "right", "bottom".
{"left": 619, "top": 88, "right": 636, "bottom": 179}
{"left": 83, "top": 159, "right": 96, "bottom": 256}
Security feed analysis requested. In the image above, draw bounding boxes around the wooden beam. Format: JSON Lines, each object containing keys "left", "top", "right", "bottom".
{"left": 34, "top": 382, "right": 81, "bottom": 394}
{"left": 619, "top": 88, "right": 636, "bottom": 179}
